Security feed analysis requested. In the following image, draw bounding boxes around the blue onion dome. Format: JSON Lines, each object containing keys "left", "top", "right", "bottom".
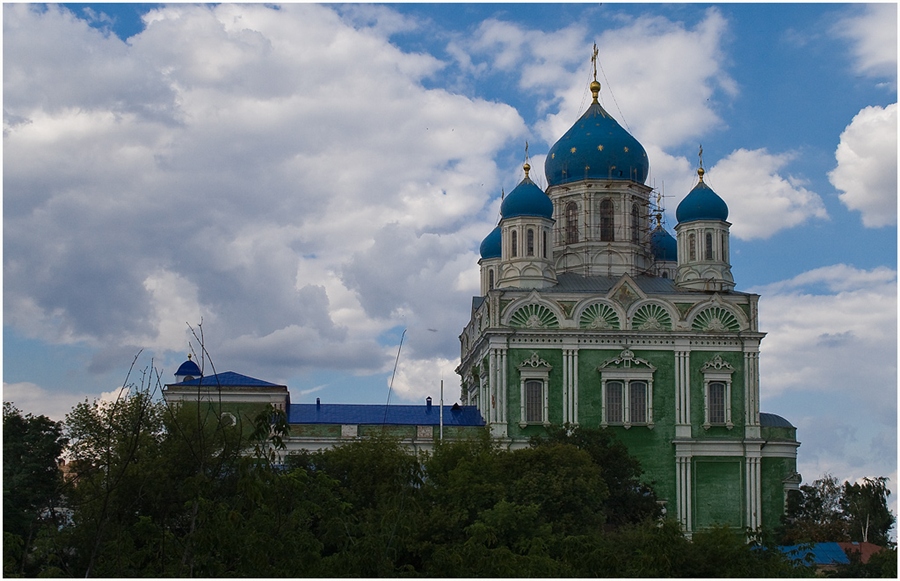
{"left": 480, "top": 225, "right": 501, "bottom": 259}
{"left": 545, "top": 80, "right": 650, "bottom": 186}
{"left": 676, "top": 168, "right": 729, "bottom": 223}
{"left": 650, "top": 221, "right": 677, "bottom": 261}
{"left": 175, "top": 354, "right": 201, "bottom": 378}
{"left": 499, "top": 162, "right": 553, "bottom": 219}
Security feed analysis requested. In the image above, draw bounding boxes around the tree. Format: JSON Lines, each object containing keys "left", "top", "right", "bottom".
{"left": 841, "top": 477, "right": 895, "bottom": 546}
{"left": 2, "top": 403, "right": 68, "bottom": 576}
{"left": 534, "top": 425, "right": 661, "bottom": 527}
{"left": 779, "top": 474, "right": 849, "bottom": 544}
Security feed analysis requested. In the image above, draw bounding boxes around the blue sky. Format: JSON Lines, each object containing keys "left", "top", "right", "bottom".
{"left": 4, "top": 3, "right": 896, "bottom": 502}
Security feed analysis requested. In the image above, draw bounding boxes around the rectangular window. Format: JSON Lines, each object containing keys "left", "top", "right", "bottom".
{"left": 606, "top": 381, "right": 624, "bottom": 423}
{"left": 708, "top": 382, "right": 726, "bottom": 424}
{"left": 630, "top": 381, "right": 647, "bottom": 424}
{"left": 527, "top": 229, "right": 535, "bottom": 256}
{"left": 525, "top": 380, "right": 543, "bottom": 422}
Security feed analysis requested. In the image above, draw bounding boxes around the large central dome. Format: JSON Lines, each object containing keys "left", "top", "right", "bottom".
{"left": 545, "top": 81, "right": 649, "bottom": 186}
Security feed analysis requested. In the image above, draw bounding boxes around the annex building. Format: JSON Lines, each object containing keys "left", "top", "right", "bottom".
{"left": 163, "top": 66, "right": 800, "bottom": 535}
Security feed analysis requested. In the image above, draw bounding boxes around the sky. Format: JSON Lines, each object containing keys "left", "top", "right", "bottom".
{"left": 3, "top": 3, "right": 897, "bottom": 503}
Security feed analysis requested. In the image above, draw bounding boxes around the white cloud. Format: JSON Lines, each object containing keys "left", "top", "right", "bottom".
{"left": 533, "top": 8, "right": 734, "bottom": 152}
{"left": 3, "top": 4, "right": 523, "bottom": 389}
{"left": 701, "top": 148, "right": 828, "bottom": 240}
{"left": 833, "top": 4, "right": 898, "bottom": 81}
{"left": 389, "top": 355, "right": 461, "bottom": 403}
{"left": 752, "top": 264, "right": 897, "bottom": 501}
{"left": 829, "top": 103, "right": 898, "bottom": 227}
{"left": 3, "top": 382, "right": 130, "bottom": 422}
{"left": 752, "top": 264, "right": 896, "bottom": 401}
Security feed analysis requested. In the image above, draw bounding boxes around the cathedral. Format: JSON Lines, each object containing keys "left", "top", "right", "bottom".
{"left": 456, "top": 74, "right": 800, "bottom": 533}
{"left": 164, "top": 63, "right": 800, "bottom": 535}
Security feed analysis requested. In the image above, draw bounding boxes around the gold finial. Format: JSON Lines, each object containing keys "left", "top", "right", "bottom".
{"left": 590, "top": 43, "right": 601, "bottom": 101}
{"left": 697, "top": 144, "right": 705, "bottom": 182}
{"left": 187, "top": 353, "right": 192, "bottom": 360}
{"left": 523, "top": 141, "right": 531, "bottom": 178}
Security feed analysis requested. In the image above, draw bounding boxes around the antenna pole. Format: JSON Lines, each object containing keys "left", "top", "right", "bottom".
{"left": 383, "top": 329, "right": 406, "bottom": 426}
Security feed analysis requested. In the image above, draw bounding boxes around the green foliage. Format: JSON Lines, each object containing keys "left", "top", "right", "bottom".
{"left": 4, "top": 388, "right": 827, "bottom": 577}
{"left": 534, "top": 424, "right": 660, "bottom": 526}
{"left": 3, "top": 402, "right": 68, "bottom": 576}
{"left": 779, "top": 474, "right": 895, "bottom": 548}
{"left": 842, "top": 477, "right": 895, "bottom": 546}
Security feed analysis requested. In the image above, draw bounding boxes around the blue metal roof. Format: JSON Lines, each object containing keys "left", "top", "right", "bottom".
{"left": 500, "top": 176, "right": 553, "bottom": 219}
{"left": 545, "top": 98, "right": 649, "bottom": 186}
{"left": 170, "top": 371, "right": 284, "bottom": 388}
{"left": 650, "top": 226, "right": 677, "bottom": 262}
{"left": 676, "top": 179, "right": 729, "bottom": 223}
{"left": 480, "top": 225, "right": 501, "bottom": 259}
{"left": 760, "top": 412, "right": 795, "bottom": 428}
{"left": 174, "top": 358, "right": 202, "bottom": 377}
{"left": 779, "top": 543, "right": 850, "bottom": 566}
{"left": 289, "top": 403, "right": 485, "bottom": 426}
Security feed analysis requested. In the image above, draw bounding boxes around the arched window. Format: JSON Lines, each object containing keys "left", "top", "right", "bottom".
{"left": 689, "top": 233, "right": 696, "bottom": 261}
{"left": 721, "top": 233, "right": 728, "bottom": 262}
{"left": 565, "top": 202, "right": 578, "bottom": 244}
{"left": 630, "top": 381, "right": 647, "bottom": 424}
{"left": 705, "top": 232, "right": 713, "bottom": 260}
{"left": 542, "top": 230, "right": 548, "bottom": 258}
{"left": 525, "top": 380, "right": 543, "bottom": 423}
{"left": 708, "top": 382, "right": 726, "bottom": 424}
{"left": 605, "top": 381, "right": 624, "bottom": 423}
{"left": 511, "top": 230, "right": 518, "bottom": 258}
{"left": 527, "top": 229, "right": 535, "bottom": 256}
{"left": 600, "top": 199, "right": 614, "bottom": 241}
{"left": 488, "top": 269, "right": 495, "bottom": 290}
{"left": 631, "top": 203, "right": 641, "bottom": 243}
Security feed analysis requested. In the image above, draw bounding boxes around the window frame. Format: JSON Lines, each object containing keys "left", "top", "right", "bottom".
{"left": 565, "top": 202, "right": 578, "bottom": 244}
{"left": 600, "top": 199, "right": 614, "bottom": 242}
{"left": 701, "top": 355, "right": 734, "bottom": 430}
{"left": 598, "top": 349, "right": 656, "bottom": 429}
{"left": 518, "top": 352, "right": 552, "bottom": 427}
{"left": 631, "top": 202, "right": 641, "bottom": 243}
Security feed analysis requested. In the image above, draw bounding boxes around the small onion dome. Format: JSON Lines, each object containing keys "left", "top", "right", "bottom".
{"left": 675, "top": 168, "right": 729, "bottom": 224}
{"left": 500, "top": 163, "right": 553, "bottom": 219}
{"left": 174, "top": 355, "right": 201, "bottom": 379}
{"left": 479, "top": 226, "right": 502, "bottom": 259}
{"left": 649, "top": 224, "right": 677, "bottom": 261}
{"left": 545, "top": 80, "right": 649, "bottom": 186}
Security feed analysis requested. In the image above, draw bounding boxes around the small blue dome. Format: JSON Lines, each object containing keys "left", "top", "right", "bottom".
{"left": 500, "top": 176, "right": 552, "bottom": 219}
{"left": 676, "top": 174, "right": 728, "bottom": 224}
{"left": 650, "top": 225, "right": 677, "bottom": 261}
{"left": 545, "top": 83, "right": 649, "bottom": 186}
{"left": 480, "top": 226, "right": 501, "bottom": 259}
{"left": 175, "top": 357, "right": 201, "bottom": 378}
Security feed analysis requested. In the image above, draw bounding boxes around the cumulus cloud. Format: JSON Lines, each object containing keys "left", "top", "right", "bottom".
{"left": 752, "top": 264, "right": 897, "bottom": 493}
{"left": 829, "top": 103, "right": 898, "bottom": 227}
{"left": 3, "top": 4, "right": 523, "bottom": 396}
{"left": 3, "top": 382, "right": 131, "bottom": 422}
{"left": 752, "top": 264, "right": 896, "bottom": 402}
{"left": 701, "top": 149, "right": 828, "bottom": 240}
{"left": 832, "top": 4, "right": 898, "bottom": 82}
{"left": 389, "top": 355, "right": 461, "bottom": 403}
{"left": 536, "top": 8, "right": 734, "bottom": 152}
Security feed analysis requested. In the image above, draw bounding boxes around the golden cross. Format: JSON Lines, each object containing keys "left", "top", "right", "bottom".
{"left": 592, "top": 43, "right": 599, "bottom": 81}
